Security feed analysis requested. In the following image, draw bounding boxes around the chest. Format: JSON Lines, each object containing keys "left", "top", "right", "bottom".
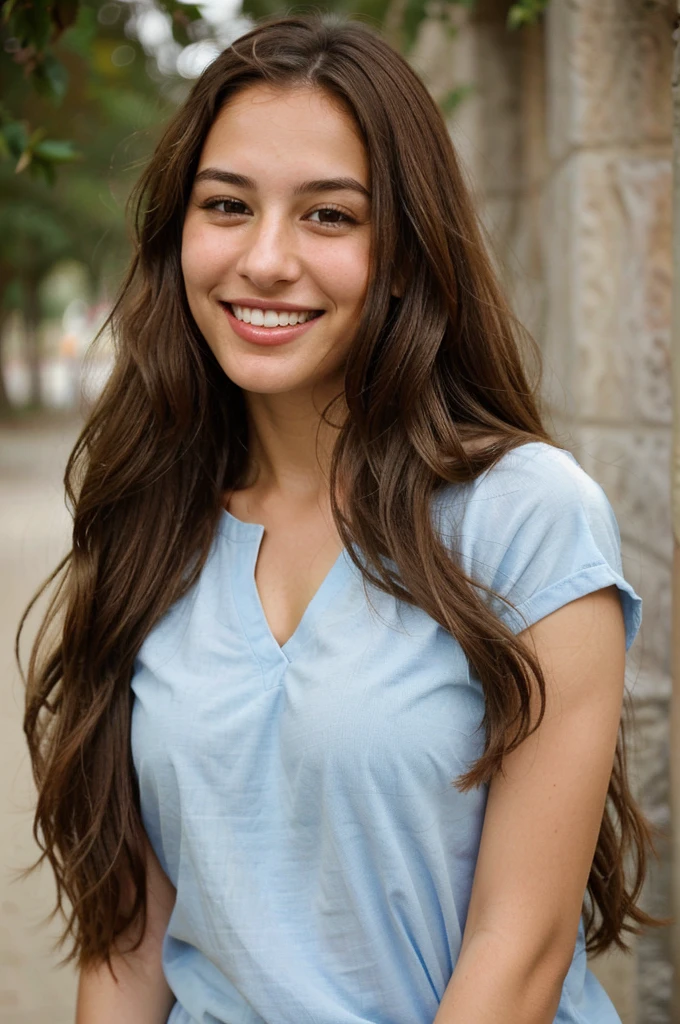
{"left": 252, "top": 526, "right": 345, "bottom": 649}
{"left": 133, "top": 543, "right": 487, "bottom": 795}
{"left": 226, "top": 491, "right": 345, "bottom": 650}
{"left": 131, "top": 526, "right": 490, "bottom": 893}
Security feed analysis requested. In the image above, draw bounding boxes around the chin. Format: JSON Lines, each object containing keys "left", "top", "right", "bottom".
{"left": 215, "top": 360, "right": 319, "bottom": 396}
{"left": 204, "top": 332, "right": 347, "bottom": 394}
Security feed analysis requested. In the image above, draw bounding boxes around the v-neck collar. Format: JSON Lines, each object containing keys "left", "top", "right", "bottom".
{"left": 218, "top": 508, "right": 351, "bottom": 682}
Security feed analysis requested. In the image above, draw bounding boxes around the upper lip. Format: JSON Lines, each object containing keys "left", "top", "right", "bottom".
{"left": 223, "top": 298, "right": 324, "bottom": 312}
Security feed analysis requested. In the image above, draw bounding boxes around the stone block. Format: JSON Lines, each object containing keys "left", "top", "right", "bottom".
{"left": 480, "top": 192, "right": 546, "bottom": 346}
{"left": 629, "top": 548, "right": 672, "bottom": 678}
{"left": 636, "top": 951, "right": 673, "bottom": 1024}
{"left": 621, "top": 693, "right": 672, "bottom": 1023}
{"left": 546, "top": 0, "right": 673, "bottom": 163}
{"left": 542, "top": 152, "right": 671, "bottom": 425}
{"left": 472, "top": 21, "right": 524, "bottom": 197}
{"left": 541, "top": 156, "right": 578, "bottom": 421}
{"left": 410, "top": 10, "right": 483, "bottom": 200}
{"left": 625, "top": 662, "right": 672, "bottom": 706}
{"left": 590, "top": 691, "right": 672, "bottom": 1024}
{"left": 615, "top": 158, "right": 673, "bottom": 426}
{"left": 601, "top": 541, "right": 670, "bottom": 679}
{"left": 410, "top": 6, "right": 469, "bottom": 103}
{"left": 412, "top": 7, "right": 525, "bottom": 198}
{"left": 635, "top": 825, "right": 673, "bottom": 1023}
{"left": 626, "top": 696, "right": 671, "bottom": 827}
{"left": 518, "top": 22, "right": 549, "bottom": 195}
{"left": 569, "top": 427, "right": 672, "bottom": 565}
{"left": 589, "top": 945, "right": 637, "bottom": 1024}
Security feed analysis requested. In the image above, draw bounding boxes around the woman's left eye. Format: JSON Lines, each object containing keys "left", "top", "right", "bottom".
{"left": 203, "top": 199, "right": 246, "bottom": 215}
{"left": 308, "top": 207, "right": 355, "bottom": 227}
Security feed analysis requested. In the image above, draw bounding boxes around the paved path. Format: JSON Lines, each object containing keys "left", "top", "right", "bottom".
{"left": 1, "top": 416, "right": 81, "bottom": 1023}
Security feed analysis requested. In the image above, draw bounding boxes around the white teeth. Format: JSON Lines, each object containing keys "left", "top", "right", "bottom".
{"left": 231, "top": 305, "right": 319, "bottom": 327}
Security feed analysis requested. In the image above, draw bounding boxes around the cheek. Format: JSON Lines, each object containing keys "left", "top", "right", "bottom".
{"left": 314, "top": 241, "right": 370, "bottom": 309}
{"left": 181, "top": 223, "right": 231, "bottom": 294}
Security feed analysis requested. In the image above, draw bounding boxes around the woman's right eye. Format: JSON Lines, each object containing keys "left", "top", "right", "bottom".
{"left": 201, "top": 198, "right": 248, "bottom": 215}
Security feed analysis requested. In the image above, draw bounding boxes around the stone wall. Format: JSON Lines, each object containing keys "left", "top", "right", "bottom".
{"left": 411, "top": 1, "right": 675, "bottom": 1020}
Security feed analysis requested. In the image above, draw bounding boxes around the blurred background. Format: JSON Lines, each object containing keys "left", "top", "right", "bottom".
{"left": 1, "top": 0, "right": 677, "bottom": 1021}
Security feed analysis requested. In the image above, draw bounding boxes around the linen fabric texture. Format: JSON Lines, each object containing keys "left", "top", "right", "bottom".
{"left": 130, "top": 442, "right": 643, "bottom": 1024}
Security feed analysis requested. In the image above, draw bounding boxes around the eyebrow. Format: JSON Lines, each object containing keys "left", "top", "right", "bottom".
{"left": 193, "top": 167, "right": 371, "bottom": 201}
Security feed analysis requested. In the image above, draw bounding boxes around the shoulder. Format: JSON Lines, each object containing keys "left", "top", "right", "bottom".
{"left": 435, "top": 441, "right": 612, "bottom": 529}
{"left": 433, "top": 441, "right": 641, "bottom": 648}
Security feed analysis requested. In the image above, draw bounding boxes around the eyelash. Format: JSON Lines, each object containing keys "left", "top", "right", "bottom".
{"left": 199, "top": 197, "right": 357, "bottom": 228}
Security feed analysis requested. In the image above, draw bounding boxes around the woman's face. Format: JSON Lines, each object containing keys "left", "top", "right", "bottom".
{"left": 181, "top": 83, "right": 372, "bottom": 398}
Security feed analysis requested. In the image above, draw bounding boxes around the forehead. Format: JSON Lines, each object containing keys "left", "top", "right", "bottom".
{"left": 196, "top": 84, "right": 369, "bottom": 185}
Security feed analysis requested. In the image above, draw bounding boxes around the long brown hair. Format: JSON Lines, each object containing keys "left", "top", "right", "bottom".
{"left": 18, "top": 10, "right": 669, "bottom": 973}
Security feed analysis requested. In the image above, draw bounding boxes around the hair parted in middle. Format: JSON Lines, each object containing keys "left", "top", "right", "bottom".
{"left": 21, "top": 8, "right": 668, "bottom": 977}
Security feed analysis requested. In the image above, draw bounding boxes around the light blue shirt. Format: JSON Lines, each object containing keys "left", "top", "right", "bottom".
{"left": 131, "top": 441, "right": 642, "bottom": 1024}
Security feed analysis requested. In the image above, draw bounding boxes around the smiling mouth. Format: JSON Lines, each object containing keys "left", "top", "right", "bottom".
{"left": 221, "top": 301, "right": 324, "bottom": 322}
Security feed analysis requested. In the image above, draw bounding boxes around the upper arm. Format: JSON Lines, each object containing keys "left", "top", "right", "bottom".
{"left": 76, "top": 834, "right": 177, "bottom": 1024}
{"left": 460, "top": 584, "right": 627, "bottom": 972}
{"left": 142, "top": 832, "right": 177, "bottom": 946}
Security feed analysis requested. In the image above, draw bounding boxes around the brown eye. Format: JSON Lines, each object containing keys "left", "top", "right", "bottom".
{"left": 308, "top": 207, "right": 356, "bottom": 228}
{"left": 201, "top": 198, "right": 248, "bottom": 215}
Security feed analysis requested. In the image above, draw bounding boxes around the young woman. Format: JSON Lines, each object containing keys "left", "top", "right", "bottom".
{"left": 20, "top": 12, "right": 668, "bottom": 1024}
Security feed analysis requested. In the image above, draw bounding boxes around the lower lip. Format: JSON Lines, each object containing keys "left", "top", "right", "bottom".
{"left": 220, "top": 303, "right": 325, "bottom": 347}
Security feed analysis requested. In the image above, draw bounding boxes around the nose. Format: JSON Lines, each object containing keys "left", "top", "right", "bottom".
{"left": 234, "top": 209, "right": 302, "bottom": 290}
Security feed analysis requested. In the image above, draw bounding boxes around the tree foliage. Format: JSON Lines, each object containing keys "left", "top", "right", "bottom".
{"left": 507, "top": 0, "right": 549, "bottom": 29}
{"left": 1, "top": 0, "right": 203, "bottom": 181}
{"left": 0, "top": 0, "right": 195, "bottom": 406}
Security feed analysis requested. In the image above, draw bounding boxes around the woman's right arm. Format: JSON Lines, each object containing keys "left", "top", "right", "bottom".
{"left": 75, "top": 835, "right": 177, "bottom": 1024}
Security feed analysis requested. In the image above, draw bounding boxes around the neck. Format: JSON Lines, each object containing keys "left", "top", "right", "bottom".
{"left": 240, "top": 381, "right": 347, "bottom": 506}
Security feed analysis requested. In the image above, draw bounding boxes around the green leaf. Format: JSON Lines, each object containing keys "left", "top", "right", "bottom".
{"left": 52, "top": 0, "right": 80, "bottom": 34}
{"left": 2, "top": 0, "right": 21, "bottom": 23}
{"left": 507, "top": 0, "right": 549, "bottom": 30}
{"left": 439, "top": 83, "right": 474, "bottom": 115}
{"left": 2, "top": 120, "right": 29, "bottom": 160}
{"left": 7, "top": 125, "right": 78, "bottom": 180}
{"left": 27, "top": 126, "right": 46, "bottom": 146}
{"left": 15, "top": 148, "right": 32, "bottom": 174}
{"left": 32, "top": 51, "right": 69, "bottom": 103}
{"left": 157, "top": 0, "right": 204, "bottom": 42}
{"left": 33, "top": 139, "right": 80, "bottom": 163}
{"left": 30, "top": 157, "right": 57, "bottom": 186}
{"left": 6, "top": 0, "right": 52, "bottom": 50}
{"left": 507, "top": 7, "right": 529, "bottom": 29}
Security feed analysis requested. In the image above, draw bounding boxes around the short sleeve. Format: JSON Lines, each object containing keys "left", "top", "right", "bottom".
{"left": 435, "top": 443, "right": 642, "bottom": 651}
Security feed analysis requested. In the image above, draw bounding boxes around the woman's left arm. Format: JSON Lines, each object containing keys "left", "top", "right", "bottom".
{"left": 433, "top": 584, "right": 627, "bottom": 1024}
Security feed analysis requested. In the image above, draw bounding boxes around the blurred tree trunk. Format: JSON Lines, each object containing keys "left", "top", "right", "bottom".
{"left": 0, "top": 256, "right": 15, "bottom": 415}
{"left": 0, "top": 308, "right": 10, "bottom": 414}
{"left": 671, "top": 6, "right": 680, "bottom": 1019}
{"left": 23, "top": 276, "right": 42, "bottom": 407}
{"left": 382, "top": 0, "right": 408, "bottom": 49}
